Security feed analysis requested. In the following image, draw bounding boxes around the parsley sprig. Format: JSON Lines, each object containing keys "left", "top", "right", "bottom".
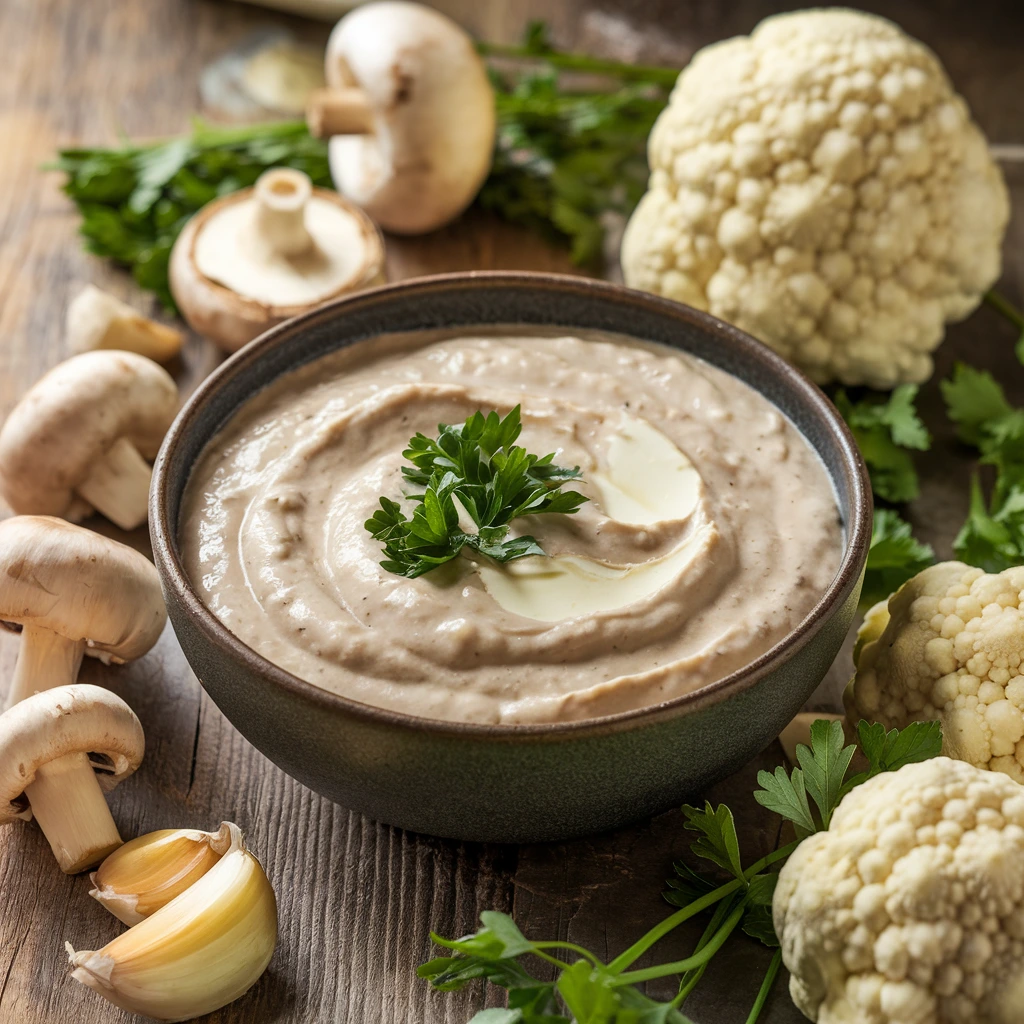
{"left": 422, "top": 719, "right": 942, "bottom": 1024}
{"left": 365, "top": 407, "right": 587, "bottom": 579}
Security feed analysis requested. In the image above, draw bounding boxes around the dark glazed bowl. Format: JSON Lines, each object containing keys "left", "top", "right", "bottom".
{"left": 151, "top": 272, "right": 871, "bottom": 843}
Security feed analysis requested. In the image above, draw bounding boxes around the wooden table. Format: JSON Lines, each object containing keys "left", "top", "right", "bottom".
{"left": 1, "top": 1, "right": 1022, "bottom": 1022}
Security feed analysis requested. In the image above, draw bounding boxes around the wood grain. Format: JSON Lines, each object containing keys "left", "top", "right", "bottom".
{"left": 0, "top": 1, "right": 1022, "bottom": 1022}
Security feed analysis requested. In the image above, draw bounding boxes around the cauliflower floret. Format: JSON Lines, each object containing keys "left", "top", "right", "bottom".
{"left": 848, "top": 563, "right": 1024, "bottom": 784}
{"left": 621, "top": 9, "right": 1009, "bottom": 388}
{"left": 774, "top": 757, "right": 1024, "bottom": 1024}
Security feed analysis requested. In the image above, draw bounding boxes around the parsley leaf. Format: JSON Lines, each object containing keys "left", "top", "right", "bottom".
{"left": 680, "top": 802, "right": 745, "bottom": 883}
{"left": 842, "top": 720, "right": 942, "bottom": 795}
{"left": 753, "top": 765, "right": 816, "bottom": 839}
{"left": 795, "top": 720, "right": 856, "bottom": 830}
{"left": 941, "top": 363, "right": 1013, "bottom": 446}
{"left": 835, "top": 386, "right": 930, "bottom": 502}
{"left": 862, "top": 509, "right": 935, "bottom": 608}
{"left": 366, "top": 407, "right": 587, "bottom": 578}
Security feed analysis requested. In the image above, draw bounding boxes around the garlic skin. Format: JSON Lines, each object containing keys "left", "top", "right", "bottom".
{"left": 90, "top": 822, "right": 234, "bottom": 926}
{"left": 68, "top": 822, "right": 277, "bottom": 1022}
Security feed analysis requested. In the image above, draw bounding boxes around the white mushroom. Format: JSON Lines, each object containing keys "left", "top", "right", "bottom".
{"left": 0, "top": 516, "right": 166, "bottom": 710}
{"left": 307, "top": 1, "right": 496, "bottom": 234}
{"left": 67, "top": 285, "right": 183, "bottom": 363}
{"left": 169, "top": 167, "right": 386, "bottom": 353}
{"left": 0, "top": 351, "right": 177, "bottom": 530}
{"left": 0, "top": 683, "right": 144, "bottom": 873}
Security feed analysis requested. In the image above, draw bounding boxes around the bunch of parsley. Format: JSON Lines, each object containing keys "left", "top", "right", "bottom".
{"left": 365, "top": 407, "right": 587, "bottom": 578}
{"left": 420, "top": 719, "right": 942, "bottom": 1024}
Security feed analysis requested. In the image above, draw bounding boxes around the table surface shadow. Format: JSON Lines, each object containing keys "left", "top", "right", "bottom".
{"left": 0, "top": 0, "right": 1022, "bottom": 1021}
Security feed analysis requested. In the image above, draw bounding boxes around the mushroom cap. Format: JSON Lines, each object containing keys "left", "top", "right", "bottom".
{"left": 325, "top": 1, "right": 496, "bottom": 234}
{"left": 0, "top": 351, "right": 177, "bottom": 519}
{"left": 0, "top": 683, "right": 144, "bottom": 824}
{"left": 169, "top": 180, "right": 386, "bottom": 353}
{"left": 0, "top": 516, "right": 167, "bottom": 662}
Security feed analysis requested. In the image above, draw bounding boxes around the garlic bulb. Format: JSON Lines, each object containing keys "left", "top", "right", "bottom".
{"left": 68, "top": 821, "right": 277, "bottom": 1022}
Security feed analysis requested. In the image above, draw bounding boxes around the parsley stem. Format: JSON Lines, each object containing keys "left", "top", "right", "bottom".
{"left": 477, "top": 42, "right": 679, "bottom": 87}
{"left": 607, "top": 841, "right": 798, "bottom": 975}
{"left": 985, "top": 289, "right": 1024, "bottom": 332}
{"left": 745, "top": 949, "right": 783, "bottom": 1024}
{"left": 612, "top": 902, "right": 746, "bottom": 985}
{"left": 528, "top": 949, "right": 573, "bottom": 971}
{"left": 670, "top": 896, "right": 738, "bottom": 1007}
{"left": 532, "top": 941, "right": 602, "bottom": 966}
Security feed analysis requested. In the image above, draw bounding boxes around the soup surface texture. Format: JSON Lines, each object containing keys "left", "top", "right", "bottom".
{"left": 181, "top": 331, "right": 844, "bottom": 724}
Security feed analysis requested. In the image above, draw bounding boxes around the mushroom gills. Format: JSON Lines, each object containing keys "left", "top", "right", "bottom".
{"left": 23, "top": 750, "right": 122, "bottom": 874}
{"left": 75, "top": 436, "right": 154, "bottom": 532}
{"left": 7, "top": 623, "right": 86, "bottom": 709}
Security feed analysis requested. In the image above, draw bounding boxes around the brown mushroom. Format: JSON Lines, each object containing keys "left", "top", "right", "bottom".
{"left": 0, "top": 683, "right": 144, "bottom": 872}
{"left": 0, "top": 351, "right": 177, "bottom": 530}
{"left": 306, "top": 1, "right": 496, "bottom": 234}
{"left": 0, "top": 516, "right": 166, "bottom": 710}
{"left": 169, "top": 167, "right": 386, "bottom": 353}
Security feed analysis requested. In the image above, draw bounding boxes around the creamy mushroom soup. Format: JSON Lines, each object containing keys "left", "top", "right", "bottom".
{"left": 181, "top": 331, "right": 844, "bottom": 724}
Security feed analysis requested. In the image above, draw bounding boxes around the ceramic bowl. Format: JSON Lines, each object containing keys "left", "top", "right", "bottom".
{"left": 151, "top": 272, "right": 871, "bottom": 843}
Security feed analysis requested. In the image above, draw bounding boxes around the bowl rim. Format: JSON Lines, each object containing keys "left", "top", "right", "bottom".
{"left": 151, "top": 270, "right": 872, "bottom": 740}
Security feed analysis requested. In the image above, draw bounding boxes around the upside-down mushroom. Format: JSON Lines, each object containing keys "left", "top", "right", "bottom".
{"left": 0, "top": 683, "right": 144, "bottom": 873}
{"left": 0, "top": 516, "right": 166, "bottom": 710}
{"left": 67, "top": 285, "right": 183, "bottom": 363}
{"left": 169, "top": 166, "right": 386, "bottom": 352}
{"left": 0, "top": 351, "right": 177, "bottom": 530}
{"left": 306, "top": 1, "right": 496, "bottom": 234}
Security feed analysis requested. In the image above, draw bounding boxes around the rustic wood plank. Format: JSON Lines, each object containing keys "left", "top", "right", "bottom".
{"left": 1, "top": 1, "right": 1022, "bottom": 1022}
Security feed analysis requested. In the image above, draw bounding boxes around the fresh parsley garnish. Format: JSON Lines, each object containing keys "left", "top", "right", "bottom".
{"left": 423, "top": 720, "right": 942, "bottom": 1024}
{"left": 365, "top": 407, "right": 587, "bottom": 579}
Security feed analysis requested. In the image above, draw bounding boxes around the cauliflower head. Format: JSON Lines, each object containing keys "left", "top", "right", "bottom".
{"left": 774, "top": 757, "right": 1024, "bottom": 1024}
{"left": 621, "top": 9, "right": 1009, "bottom": 388}
{"left": 849, "top": 563, "right": 1024, "bottom": 783}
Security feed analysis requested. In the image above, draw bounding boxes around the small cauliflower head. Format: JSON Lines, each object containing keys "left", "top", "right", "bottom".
{"left": 621, "top": 9, "right": 1009, "bottom": 388}
{"left": 774, "top": 757, "right": 1024, "bottom": 1024}
{"left": 848, "top": 563, "right": 1024, "bottom": 783}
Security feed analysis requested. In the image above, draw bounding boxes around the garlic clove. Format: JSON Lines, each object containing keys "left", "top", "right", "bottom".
{"left": 69, "top": 822, "right": 277, "bottom": 1023}
{"left": 89, "top": 822, "right": 233, "bottom": 925}
{"left": 66, "top": 285, "right": 183, "bottom": 363}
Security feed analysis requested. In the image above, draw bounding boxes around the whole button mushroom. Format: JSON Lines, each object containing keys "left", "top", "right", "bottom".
{"left": 0, "top": 351, "right": 177, "bottom": 530}
{"left": 306, "top": 1, "right": 496, "bottom": 234}
{"left": 0, "top": 683, "right": 144, "bottom": 873}
{"left": 0, "top": 516, "right": 167, "bottom": 711}
{"left": 169, "top": 166, "right": 386, "bottom": 353}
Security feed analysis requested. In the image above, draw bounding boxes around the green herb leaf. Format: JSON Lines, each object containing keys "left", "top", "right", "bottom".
{"left": 663, "top": 861, "right": 718, "bottom": 907}
{"left": 753, "top": 766, "right": 816, "bottom": 839}
{"left": 862, "top": 509, "right": 935, "bottom": 608}
{"left": 941, "top": 363, "right": 1013, "bottom": 446}
{"left": 842, "top": 720, "right": 944, "bottom": 795}
{"left": 740, "top": 904, "right": 779, "bottom": 949}
{"left": 681, "top": 802, "right": 745, "bottom": 883}
{"left": 796, "top": 719, "right": 857, "bottom": 830}
{"left": 366, "top": 407, "right": 587, "bottom": 578}
{"left": 835, "top": 386, "right": 930, "bottom": 503}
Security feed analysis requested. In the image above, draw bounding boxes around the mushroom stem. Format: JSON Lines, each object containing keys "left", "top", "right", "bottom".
{"left": 23, "top": 750, "right": 123, "bottom": 873}
{"left": 252, "top": 168, "right": 316, "bottom": 258}
{"left": 7, "top": 625, "right": 86, "bottom": 709}
{"left": 75, "top": 437, "right": 153, "bottom": 532}
{"left": 306, "top": 86, "right": 375, "bottom": 138}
